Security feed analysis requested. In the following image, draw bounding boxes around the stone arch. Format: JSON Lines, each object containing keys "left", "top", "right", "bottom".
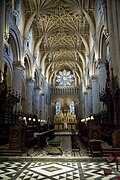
{"left": 24, "top": 12, "right": 36, "bottom": 39}
{"left": 40, "top": 78, "right": 44, "bottom": 95}
{"left": 82, "top": 9, "right": 95, "bottom": 36}
{"left": 34, "top": 36, "right": 44, "bottom": 55}
{"left": 34, "top": 69, "right": 39, "bottom": 87}
{"left": 74, "top": 71, "right": 81, "bottom": 85}
{"left": 101, "top": 35, "right": 107, "bottom": 59}
{"left": 92, "top": 53, "right": 97, "bottom": 76}
{"left": 80, "top": 35, "right": 90, "bottom": 55}
{"left": 91, "top": 49, "right": 97, "bottom": 76}
{"left": 77, "top": 51, "right": 85, "bottom": 70}
{"left": 40, "top": 52, "right": 48, "bottom": 75}
{"left": 8, "top": 32, "right": 18, "bottom": 62}
{"left": 24, "top": 55, "right": 32, "bottom": 79}
{"left": 98, "top": 25, "right": 107, "bottom": 59}
{"left": 7, "top": 27, "right": 26, "bottom": 109}
{"left": 9, "top": 26, "right": 22, "bottom": 61}
{"left": 45, "top": 63, "right": 52, "bottom": 83}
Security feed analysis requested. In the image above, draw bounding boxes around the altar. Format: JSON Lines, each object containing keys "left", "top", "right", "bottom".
{"left": 54, "top": 110, "right": 77, "bottom": 131}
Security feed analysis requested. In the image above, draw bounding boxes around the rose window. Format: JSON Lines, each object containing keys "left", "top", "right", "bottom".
{"left": 56, "top": 69, "right": 74, "bottom": 86}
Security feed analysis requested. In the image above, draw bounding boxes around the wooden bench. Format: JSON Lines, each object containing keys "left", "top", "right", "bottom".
{"left": 71, "top": 130, "right": 80, "bottom": 151}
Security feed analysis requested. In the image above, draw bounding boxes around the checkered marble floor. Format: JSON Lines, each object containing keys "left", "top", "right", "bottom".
{"left": 0, "top": 161, "right": 120, "bottom": 179}
{"left": 23, "top": 135, "right": 87, "bottom": 158}
{"left": 1, "top": 134, "right": 119, "bottom": 179}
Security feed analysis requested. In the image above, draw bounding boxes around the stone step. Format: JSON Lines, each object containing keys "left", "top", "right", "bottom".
{"left": 55, "top": 130, "right": 72, "bottom": 135}
{"left": 0, "top": 149, "right": 22, "bottom": 156}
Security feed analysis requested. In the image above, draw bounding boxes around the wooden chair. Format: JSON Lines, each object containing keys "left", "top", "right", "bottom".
{"left": 90, "top": 139, "right": 102, "bottom": 157}
{"left": 116, "top": 157, "right": 120, "bottom": 171}
{"left": 46, "top": 137, "right": 63, "bottom": 155}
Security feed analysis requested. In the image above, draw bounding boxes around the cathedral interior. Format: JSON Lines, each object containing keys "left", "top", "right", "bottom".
{"left": 0, "top": 0, "right": 120, "bottom": 179}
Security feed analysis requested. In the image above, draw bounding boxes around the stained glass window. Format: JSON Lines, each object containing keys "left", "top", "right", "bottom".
{"left": 97, "top": 0, "right": 102, "bottom": 21}
{"left": 56, "top": 69, "right": 74, "bottom": 86}
{"left": 56, "top": 101, "right": 61, "bottom": 115}
{"left": 70, "top": 101, "right": 75, "bottom": 115}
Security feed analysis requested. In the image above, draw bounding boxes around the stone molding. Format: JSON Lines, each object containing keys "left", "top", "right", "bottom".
{"left": 26, "top": 78, "right": 35, "bottom": 84}
{"left": 13, "top": 61, "right": 25, "bottom": 70}
{"left": 90, "top": 75, "right": 97, "bottom": 80}
{"left": 86, "top": 85, "right": 92, "bottom": 90}
{"left": 34, "top": 86, "right": 41, "bottom": 91}
{"left": 97, "top": 58, "right": 106, "bottom": 69}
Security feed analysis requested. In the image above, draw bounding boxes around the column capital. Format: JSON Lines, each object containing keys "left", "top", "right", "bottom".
{"left": 98, "top": 58, "right": 106, "bottom": 64}
{"left": 26, "top": 79, "right": 34, "bottom": 92}
{"left": 34, "top": 86, "right": 41, "bottom": 91}
{"left": 13, "top": 61, "right": 25, "bottom": 70}
{"left": 97, "top": 58, "right": 106, "bottom": 69}
{"left": 86, "top": 85, "right": 92, "bottom": 90}
{"left": 84, "top": 91, "right": 88, "bottom": 95}
{"left": 26, "top": 78, "right": 35, "bottom": 84}
{"left": 90, "top": 75, "right": 97, "bottom": 80}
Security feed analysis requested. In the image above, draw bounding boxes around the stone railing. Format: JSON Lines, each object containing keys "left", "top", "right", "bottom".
{"left": 51, "top": 86, "right": 79, "bottom": 95}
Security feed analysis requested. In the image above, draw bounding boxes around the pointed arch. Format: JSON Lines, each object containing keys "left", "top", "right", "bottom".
{"left": 24, "top": 12, "right": 36, "bottom": 39}
{"left": 83, "top": 9, "right": 95, "bottom": 35}
{"left": 80, "top": 35, "right": 89, "bottom": 55}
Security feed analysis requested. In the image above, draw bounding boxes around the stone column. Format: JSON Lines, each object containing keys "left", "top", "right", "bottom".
{"left": 84, "top": 91, "right": 88, "bottom": 117}
{"left": 0, "top": 0, "right": 5, "bottom": 80}
{"left": 81, "top": 100, "right": 85, "bottom": 118}
{"left": 12, "top": 62, "right": 24, "bottom": 112}
{"left": 34, "top": 87, "right": 40, "bottom": 117}
{"left": 97, "top": 59, "right": 107, "bottom": 111}
{"left": 26, "top": 79, "right": 34, "bottom": 114}
{"left": 41, "top": 94, "right": 45, "bottom": 120}
{"left": 91, "top": 75, "right": 100, "bottom": 114}
{"left": 87, "top": 86, "right": 92, "bottom": 116}
{"left": 106, "top": 0, "right": 119, "bottom": 77}
{"left": 97, "top": 59, "right": 107, "bottom": 92}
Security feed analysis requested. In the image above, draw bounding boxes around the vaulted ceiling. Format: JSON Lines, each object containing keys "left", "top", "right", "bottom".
{"left": 23, "top": 0, "right": 95, "bottom": 83}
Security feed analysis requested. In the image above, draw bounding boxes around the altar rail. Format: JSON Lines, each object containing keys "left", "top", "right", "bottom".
{"left": 51, "top": 86, "right": 79, "bottom": 95}
{"left": 54, "top": 123, "right": 76, "bottom": 131}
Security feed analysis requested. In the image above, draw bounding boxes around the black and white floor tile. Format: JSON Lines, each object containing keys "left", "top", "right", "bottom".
{"left": 1, "top": 134, "right": 119, "bottom": 179}
{"left": 0, "top": 161, "right": 120, "bottom": 179}
{"left": 23, "top": 135, "right": 86, "bottom": 158}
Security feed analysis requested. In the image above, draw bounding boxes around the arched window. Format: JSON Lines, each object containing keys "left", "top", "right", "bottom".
{"left": 70, "top": 101, "right": 75, "bottom": 115}
{"left": 27, "top": 26, "right": 32, "bottom": 51}
{"left": 56, "top": 101, "right": 61, "bottom": 115}
{"left": 97, "top": 0, "right": 102, "bottom": 21}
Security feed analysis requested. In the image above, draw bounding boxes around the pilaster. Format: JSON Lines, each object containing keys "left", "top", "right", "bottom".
{"left": 34, "top": 87, "right": 41, "bottom": 117}
{"left": 97, "top": 58, "right": 107, "bottom": 92}
{"left": 12, "top": 62, "right": 25, "bottom": 94}
{"left": 91, "top": 75, "right": 100, "bottom": 114}
{"left": 0, "top": 0, "right": 5, "bottom": 81}
{"left": 26, "top": 78, "right": 34, "bottom": 114}
{"left": 84, "top": 91, "right": 88, "bottom": 117}
{"left": 12, "top": 62, "right": 25, "bottom": 112}
{"left": 97, "top": 59, "right": 107, "bottom": 111}
{"left": 86, "top": 85, "right": 92, "bottom": 115}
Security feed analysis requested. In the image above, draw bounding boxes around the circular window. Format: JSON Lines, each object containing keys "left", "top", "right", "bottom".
{"left": 56, "top": 69, "right": 74, "bottom": 86}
